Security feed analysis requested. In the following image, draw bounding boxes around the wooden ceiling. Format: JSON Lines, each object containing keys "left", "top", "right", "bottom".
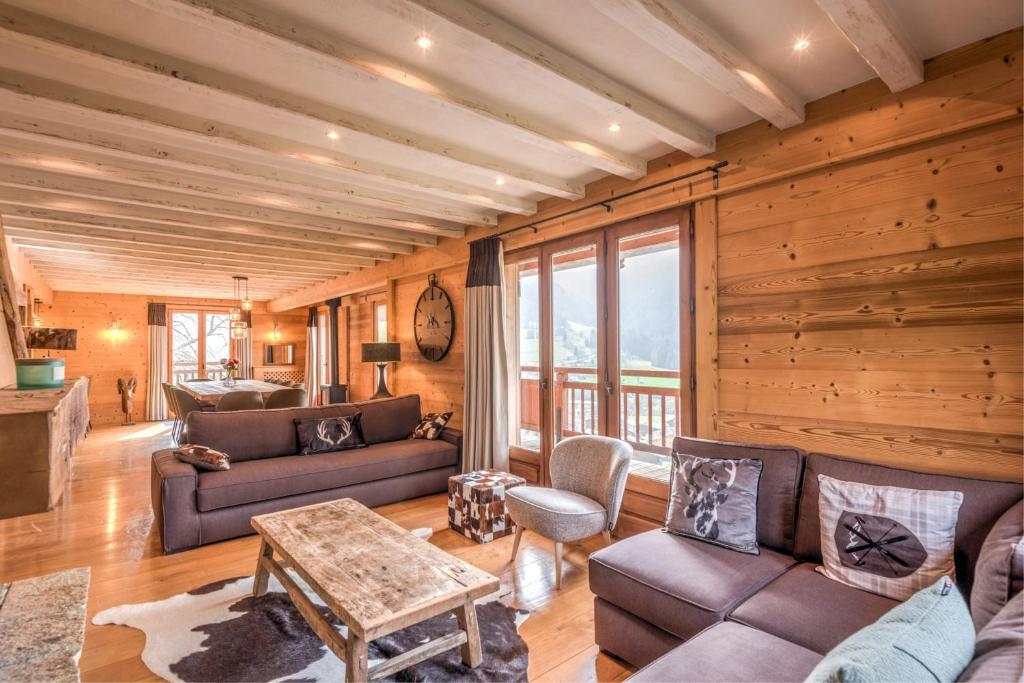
{"left": 0, "top": 0, "right": 1019, "bottom": 302}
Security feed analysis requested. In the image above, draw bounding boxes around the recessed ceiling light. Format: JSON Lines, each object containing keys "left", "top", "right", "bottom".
{"left": 608, "top": 122, "right": 621, "bottom": 133}
{"left": 326, "top": 130, "right": 339, "bottom": 141}
{"left": 495, "top": 177, "right": 505, "bottom": 186}
{"left": 793, "top": 38, "right": 810, "bottom": 51}
{"left": 416, "top": 34, "right": 433, "bottom": 49}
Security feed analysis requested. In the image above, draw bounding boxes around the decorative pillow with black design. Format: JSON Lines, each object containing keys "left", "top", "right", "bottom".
{"left": 295, "top": 413, "right": 365, "bottom": 455}
{"left": 173, "top": 444, "right": 230, "bottom": 471}
{"left": 816, "top": 474, "right": 964, "bottom": 601}
{"left": 409, "top": 411, "right": 452, "bottom": 440}
{"left": 664, "top": 452, "right": 763, "bottom": 555}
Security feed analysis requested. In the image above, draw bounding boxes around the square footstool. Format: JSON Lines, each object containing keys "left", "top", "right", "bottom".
{"left": 448, "top": 469, "right": 527, "bottom": 543}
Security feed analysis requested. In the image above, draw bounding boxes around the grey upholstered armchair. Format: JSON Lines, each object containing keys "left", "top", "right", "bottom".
{"left": 505, "top": 435, "right": 633, "bottom": 589}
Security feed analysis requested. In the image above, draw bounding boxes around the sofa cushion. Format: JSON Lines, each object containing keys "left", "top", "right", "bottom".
{"left": 794, "top": 453, "right": 1022, "bottom": 595}
{"left": 505, "top": 486, "right": 607, "bottom": 542}
{"left": 971, "top": 499, "right": 1024, "bottom": 631}
{"left": 959, "top": 591, "right": 1023, "bottom": 682}
{"left": 355, "top": 395, "right": 422, "bottom": 444}
{"left": 673, "top": 437, "right": 804, "bottom": 554}
{"left": 805, "top": 576, "right": 974, "bottom": 683}
{"left": 729, "top": 562, "right": 899, "bottom": 655}
{"left": 628, "top": 622, "right": 822, "bottom": 683}
{"left": 195, "top": 438, "right": 456, "bottom": 511}
{"left": 589, "top": 529, "right": 796, "bottom": 640}
{"left": 187, "top": 404, "right": 357, "bottom": 463}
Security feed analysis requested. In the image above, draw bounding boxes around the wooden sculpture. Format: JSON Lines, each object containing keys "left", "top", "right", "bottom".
{"left": 117, "top": 377, "right": 138, "bottom": 426}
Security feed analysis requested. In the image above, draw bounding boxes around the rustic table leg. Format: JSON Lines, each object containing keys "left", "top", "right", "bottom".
{"left": 346, "top": 632, "right": 369, "bottom": 682}
{"left": 253, "top": 538, "right": 273, "bottom": 597}
{"left": 455, "top": 598, "right": 483, "bottom": 668}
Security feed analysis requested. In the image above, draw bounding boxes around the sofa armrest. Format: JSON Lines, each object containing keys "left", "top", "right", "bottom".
{"left": 151, "top": 449, "right": 201, "bottom": 553}
{"left": 441, "top": 427, "right": 463, "bottom": 469}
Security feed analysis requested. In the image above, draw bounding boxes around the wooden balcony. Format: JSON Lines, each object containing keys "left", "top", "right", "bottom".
{"left": 171, "top": 363, "right": 227, "bottom": 384}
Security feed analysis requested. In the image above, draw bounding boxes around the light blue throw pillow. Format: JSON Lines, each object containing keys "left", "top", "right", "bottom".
{"left": 806, "top": 576, "right": 975, "bottom": 683}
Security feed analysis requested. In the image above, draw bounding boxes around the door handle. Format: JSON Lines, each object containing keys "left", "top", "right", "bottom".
{"left": 540, "top": 378, "right": 549, "bottom": 390}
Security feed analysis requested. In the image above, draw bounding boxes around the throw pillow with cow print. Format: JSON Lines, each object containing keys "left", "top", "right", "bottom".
{"left": 664, "top": 452, "right": 763, "bottom": 555}
{"left": 295, "top": 413, "right": 365, "bottom": 455}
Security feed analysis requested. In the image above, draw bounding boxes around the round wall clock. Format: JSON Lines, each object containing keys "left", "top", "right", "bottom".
{"left": 413, "top": 274, "right": 454, "bottom": 361}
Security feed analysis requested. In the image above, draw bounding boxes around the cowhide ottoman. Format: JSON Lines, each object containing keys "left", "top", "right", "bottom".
{"left": 448, "top": 469, "right": 526, "bottom": 543}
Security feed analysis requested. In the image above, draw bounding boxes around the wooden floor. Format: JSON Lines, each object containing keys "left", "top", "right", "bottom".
{"left": 0, "top": 423, "right": 634, "bottom": 682}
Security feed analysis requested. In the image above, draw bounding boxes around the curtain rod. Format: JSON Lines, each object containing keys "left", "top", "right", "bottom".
{"left": 481, "top": 160, "right": 728, "bottom": 241}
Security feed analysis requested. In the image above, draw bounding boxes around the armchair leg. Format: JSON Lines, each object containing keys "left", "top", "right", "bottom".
{"left": 554, "top": 542, "right": 563, "bottom": 590}
{"left": 602, "top": 530, "right": 612, "bottom": 545}
{"left": 510, "top": 525, "right": 524, "bottom": 562}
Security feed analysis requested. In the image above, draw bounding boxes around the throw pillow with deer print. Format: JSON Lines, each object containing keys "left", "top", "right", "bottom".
{"left": 664, "top": 452, "right": 764, "bottom": 555}
{"left": 295, "top": 413, "right": 366, "bottom": 455}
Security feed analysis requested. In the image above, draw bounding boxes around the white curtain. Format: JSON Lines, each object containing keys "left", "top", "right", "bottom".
{"left": 237, "top": 309, "right": 253, "bottom": 379}
{"left": 145, "top": 303, "right": 168, "bottom": 421}
{"left": 304, "top": 307, "right": 319, "bottom": 406}
{"left": 463, "top": 237, "right": 509, "bottom": 472}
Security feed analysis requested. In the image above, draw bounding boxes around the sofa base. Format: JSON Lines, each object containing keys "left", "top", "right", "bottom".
{"left": 160, "top": 465, "right": 456, "bottom": 553}
{"left": 594, "top": 597, "right": 683, "bottom": 669}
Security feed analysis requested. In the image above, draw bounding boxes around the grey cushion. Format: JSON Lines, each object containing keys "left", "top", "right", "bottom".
{"left": 971, "top": 500, "right": 1024, "bottom": 631}
{"left": 354, "top": 394, "right": 422, "bottom": 444}
{"left": 505, "top": 486, "right": 607, "bottom": 542}
{"left": 674, "top": 437, "right": 805, "bottom": 554}
{"left": 195, "top": 439, "right": 456, "bottom": 511}
{"left": 806, "top": 576, "right": 975, "bottom": 683}
{"left": 589, "top": 529, "right": 795, "bottom": 640}
{"left": 629, "top": 622, "right": 822, "bottom": 683}
{"left": 666, "top": 452, "right": 762, "bottom": 555}
{"left": 729, "top": 563, "right": 899, "bottom": 655}
{"left": 959, "top": 592, "right": 1024, "bottom": 682}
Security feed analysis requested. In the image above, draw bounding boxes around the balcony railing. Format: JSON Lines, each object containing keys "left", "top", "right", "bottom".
{"left": 519, "top": 365, "right": 681, "bottom": 456}
{"left": 172, "top": 362, "right": 228, "bottom": 384}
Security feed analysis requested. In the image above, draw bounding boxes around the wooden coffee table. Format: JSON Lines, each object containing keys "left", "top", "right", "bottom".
{"left": 251, "top": 499, "right": 500, "bottom": 682}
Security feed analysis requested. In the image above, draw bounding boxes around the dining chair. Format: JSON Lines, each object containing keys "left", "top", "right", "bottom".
{"left": 184, "top": 377, "right": 214, "bottom": 382}
{"left": 162, "top": 382, "right": 181, "bottom": 442}
{"left": 505, "top": 435, "right": 632, "bottom": 589}
{"left": 170, "top": 386, "right": 216, "bottom": 444}
{"left": 264, "top": 387, "right": 307, "bottom": 409}
{"left": 215, "top": 391, "right": 265, "bottom": 412}
{"left": 266, "top": 378, "right": 283, "bottom": 385}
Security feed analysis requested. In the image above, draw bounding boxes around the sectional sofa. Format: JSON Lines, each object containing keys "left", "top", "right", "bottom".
{"left": 151, "top": 394, "right": 460, "bottom": 553}
{"left": 589, "top": 437, "right": 1023, "bottom": 681}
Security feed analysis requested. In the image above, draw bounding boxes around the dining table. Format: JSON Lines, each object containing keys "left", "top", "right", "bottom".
{"left": 177, "top": 379, "right": 288, "bottom": 408}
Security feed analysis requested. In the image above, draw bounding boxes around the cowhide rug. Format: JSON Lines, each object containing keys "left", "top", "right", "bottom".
{"left": 93, "top": 571, "right": 529, "bottom": 682}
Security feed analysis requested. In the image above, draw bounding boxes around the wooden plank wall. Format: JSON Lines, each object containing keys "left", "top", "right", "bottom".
{"left": 36, "top": 292, "right": 305, "bottom": 425}
{"left": 309, "top": 30, "right": 1023, "bottom": 524}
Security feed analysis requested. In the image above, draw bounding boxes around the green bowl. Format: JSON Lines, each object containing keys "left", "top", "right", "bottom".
{"left": 15, "top": 358, "right": 66, "bottom": 389}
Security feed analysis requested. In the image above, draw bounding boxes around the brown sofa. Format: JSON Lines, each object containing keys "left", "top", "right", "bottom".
{"left": 589, "top": 436, "right": 1023, "bottom": 682}
{"left": 152, "top": 394, "right": 461, "bottom": 553}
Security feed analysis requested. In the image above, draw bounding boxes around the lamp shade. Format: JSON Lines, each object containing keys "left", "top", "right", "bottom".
{"left": 24, "top": 327, "right": 78, "bottom": 351}
{"left": 361, "top": 342, "right": 400, "bottom": 363}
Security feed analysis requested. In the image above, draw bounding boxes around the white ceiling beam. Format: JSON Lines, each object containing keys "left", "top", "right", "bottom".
{"left": 0, "top": 174, "right": 432, "bottom": 253}
{"left": 27, "top": 251, "right": 326, "bottom": 281}
{"left": 0, "top": 23, "right": 581, "bottom": 200}
{"left": 5, "top": 226, "right": 363, "bottom": 273}
{"left": 0, "top": 127, "right": 491, "bottom": 228}
{"left": 814, "top": 0, "right": 923, "bottom": 92}
{"left": 384, "top": 0, "right": 715, "bottom": 154}
{"left": 39, "top": 278, "right": 294, "bottom": 298}
{"left": 0, "top": 87, "right": 536, "bottom": 215}
{"left": 594, "top": 0, "right": 804, "bottom": 128}
{"left": 104, "top": 0, "right": 646, "bottom": 179}
{"left": 0, "top": 140, "right": 468, "bottom": 239}
{"left": 0, "top": 197, "right": 406, "bottom": 260}
{"left": 3, "top": 218, "right": 376, "bottom": 268}
{"left": 28, "top": 259, "right": 326, "bottom": 288}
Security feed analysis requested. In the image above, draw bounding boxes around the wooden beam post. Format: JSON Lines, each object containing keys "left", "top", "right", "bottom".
{"left": 693, "top": 198, "right": 718, "bottom": 439}
{"left": 0, "top": 218, "right": 28, "bottom": 362}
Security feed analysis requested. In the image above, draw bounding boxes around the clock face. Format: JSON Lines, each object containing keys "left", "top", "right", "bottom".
{"left": 414, "top": 285, "right": 454, "bottom": 361}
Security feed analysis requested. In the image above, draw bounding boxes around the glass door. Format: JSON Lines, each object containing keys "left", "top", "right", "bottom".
{"left": 606, "top": 207, "right": 693, "bottom": 481}
{"left": 169, "top": 309, "right": 232, "bottom": 382}
{"left": 543, "top": 235, "right": 606, "bottom": 450}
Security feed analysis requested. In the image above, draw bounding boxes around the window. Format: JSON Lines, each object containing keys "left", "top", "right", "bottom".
{"left": 374, "top": 302, "right": 387, "bottom": 342}
{"left": 169, "top": 309, "right": 232, "bottom": 381}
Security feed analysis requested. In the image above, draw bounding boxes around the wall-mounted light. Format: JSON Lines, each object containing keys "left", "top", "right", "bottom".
{"left": 271, "top": 322, "right": 282, "bottom": 341}
{"left": 31, "top": 298, "right": 43, "bottom": 328}
{"left": 109, "top": 320, "right": 123, "bottom": 341}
